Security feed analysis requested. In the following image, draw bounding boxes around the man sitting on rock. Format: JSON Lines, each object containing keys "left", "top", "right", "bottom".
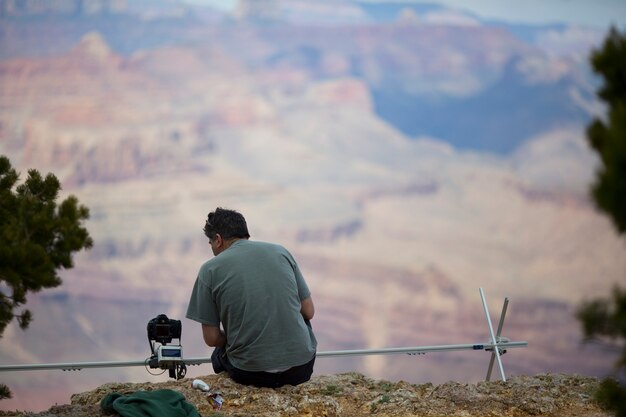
{"left": 186, "top": 207, "right": 317, "bottom": 387}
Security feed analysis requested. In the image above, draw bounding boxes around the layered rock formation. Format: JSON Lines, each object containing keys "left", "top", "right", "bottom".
{"left": 0, "top": 3, "right": 622, "bottom": 413}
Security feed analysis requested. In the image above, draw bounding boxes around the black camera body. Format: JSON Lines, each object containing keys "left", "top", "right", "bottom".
{"left": 146, "top": 314, "right": 186, "bottom": 380}
{"left": 147, "top": 314, "right": 182, "bottom": 345}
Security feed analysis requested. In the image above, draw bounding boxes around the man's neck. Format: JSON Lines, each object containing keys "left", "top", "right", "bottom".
{"left": 222, "top": 237, "right": 245, "bottom": 250}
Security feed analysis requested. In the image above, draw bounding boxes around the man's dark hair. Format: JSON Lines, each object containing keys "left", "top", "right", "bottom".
{"left": 204, "top": 207, "right": 250, "bottom": 240}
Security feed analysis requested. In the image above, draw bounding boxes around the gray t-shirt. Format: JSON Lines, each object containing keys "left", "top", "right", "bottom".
{"left": 186, "top": 239, "right": 317, "bottom": 371}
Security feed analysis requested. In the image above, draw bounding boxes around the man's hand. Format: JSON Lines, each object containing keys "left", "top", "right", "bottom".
{"left": 202, "top": 324, "right": 226, "bottom": 348}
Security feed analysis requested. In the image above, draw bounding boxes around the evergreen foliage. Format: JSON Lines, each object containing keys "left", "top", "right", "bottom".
{"left": 0, "top": 155, "right": 93, "bottom": 336}
{"left": 577, "top": 26, "right": 626, "bottom": 417}
{"left": 0, "top": 383, "right": 10, "bottom": 400}
{"left": 586, "top": 27, "right": 626, "bottom": 234}
{"left": 0, "top": 155, "right": 93, "bottom": 399}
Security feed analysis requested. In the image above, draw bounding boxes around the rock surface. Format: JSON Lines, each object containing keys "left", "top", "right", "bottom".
{"left": 0, "top": 372, "right": 609, "bottom": 416}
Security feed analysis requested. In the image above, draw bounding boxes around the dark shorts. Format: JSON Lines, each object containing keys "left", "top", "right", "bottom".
{"left": 211, "top": 346, "right": 315, "bottom": 388}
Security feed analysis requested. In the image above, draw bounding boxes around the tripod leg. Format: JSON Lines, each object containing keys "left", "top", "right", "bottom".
{"left": 486, "top": 296, "right": 509, "bottom": 381}
{"left": 480, "top": 288, "right": 507, "bottom": 381}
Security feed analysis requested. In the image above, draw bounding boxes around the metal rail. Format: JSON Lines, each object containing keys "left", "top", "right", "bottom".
{"left": 0, "top": 341, "right": 528, "bottom": 372}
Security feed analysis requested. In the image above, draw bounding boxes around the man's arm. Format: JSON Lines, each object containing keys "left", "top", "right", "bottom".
{"left": 202, "top": 324, "right": 226, "bottom": 348}
{"left": 300, "top": 296, "right": 315, "bottom": 321}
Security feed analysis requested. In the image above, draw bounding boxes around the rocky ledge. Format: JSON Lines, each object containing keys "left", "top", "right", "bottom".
{"left": 1, "top": 372, "right": 609, "bottom": 417}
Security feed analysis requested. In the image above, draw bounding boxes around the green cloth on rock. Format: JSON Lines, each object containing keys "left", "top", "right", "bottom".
{"left": 100, "top": 389, "right": 201, "bottom": 417}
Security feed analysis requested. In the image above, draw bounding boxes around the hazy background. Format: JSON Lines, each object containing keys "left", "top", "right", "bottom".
{"left": 1, "top": 0, "right": 626, "bottom": 411}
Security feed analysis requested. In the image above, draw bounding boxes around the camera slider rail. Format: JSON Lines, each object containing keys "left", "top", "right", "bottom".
{"left": 0, "top": 288, "right": 528, "bottom": 382}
